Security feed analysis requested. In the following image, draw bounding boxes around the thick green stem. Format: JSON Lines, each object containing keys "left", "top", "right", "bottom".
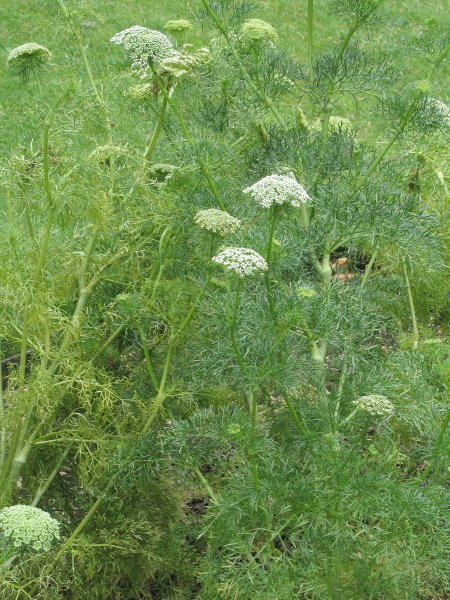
{"left": 144, "top": 96, "right": 168, "bottom": 162}
{"left": 140, "top": 328, "right": 159, "bottom": 391}
{"left": 283, "top": 393, "right": 309, "bottom": 436}
{"left": 401, "top": 256, "right": 419, "bottom": 349}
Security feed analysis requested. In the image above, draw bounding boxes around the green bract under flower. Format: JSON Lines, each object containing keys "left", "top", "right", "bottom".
{"left": 213, "top": 247, "right": 268, "bottom": 277}
{"left": 241, "top": 19, "right": 278, "bottom": 46}
{"left": 0, "top": 505, "right": 60, "bottom": 552}
{"left": 244, "top": 175, "right": 310, "bottom": 208}
{"left": 7, "top": 43, "right": 52, "bottom": 81}
{"left": 353, "top": 395, "right": 394, "bottom": 417}
{"left": 195, "top": 209, "right": 241, "bottom": 236}
{"left": 111, "top": 26, "right": 173, "bottom": 76}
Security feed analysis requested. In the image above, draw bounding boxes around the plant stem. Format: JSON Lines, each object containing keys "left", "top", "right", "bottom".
{"left": 333, "top": 357, "right": 348, "bottom": 424}
{"left": 141, "top": 273, "right": 212, "bottom": 435}
{"left": 249, "top": 389, "right": 260, "bottom": 493}
{"left": 144, "top": 96, "right": 168, "bottom": 162}
{"left": 359, "top": 245, "right": 379, "bottom": 290}
{"left": 140, "top": 328, "right": 159, "bottom": 391}
{"left": 419, "top": 408, "right": 450, "bottom": 482}
{"left": 227, "top": 280, "right": 247, "bottom": 376}
{"left": 31, "top": 446, "right": 71, "bottom": 507}
{"left": 150, "top": 64, "right": 226, "bottom": 211}
{"left": 265, "top": 206, "right": 278, "bottom": 316}
{"left": 200, "top": 0, "right": 287, "bottom": 130}
{"left": 283, "top": 392, "right": 309, "bottom": 436}
{"left": 193, "top": 466, "right": 219, "bottom": 504}
{"left": 308, "top": 0, "right": 314, "bottom": 84}
{"left": 0, "top": 343, "right": 4, "bottom": 467}
{"left": 401, "top": 256, "right": 419, "bottom": 349}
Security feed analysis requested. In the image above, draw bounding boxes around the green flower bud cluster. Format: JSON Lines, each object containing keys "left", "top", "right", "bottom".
{"left": 240, "top": 19, "right": 278, "bottom": 46}
{"left": 296, "top": 285, "right": 317, "bottom": 299}
{"left": 164, "top": 20, "right": 192, "bottom": 35}
{"left": 195, "top": 209, "right": 241, "bottom": 236}
{"left": 7, "top": 43, "right": 52, "bottom": 81}
{"left": 213, "top": 247, "right": 268, "bottom": 277}
{"left": 0, "top": 506, "right": 60, "bottom": 553}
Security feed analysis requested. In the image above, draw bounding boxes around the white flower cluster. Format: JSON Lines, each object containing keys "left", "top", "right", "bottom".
{"left": 243, "top": 175, "right": 310, "bottom": 208}
{"left": 353, "top": 395, "right": 394, "bottom": 417}
{"left": 0, "top": 505, "right": 60, "bottom": 552}
{"left": 213, "top": 247, "right": 268, "bottom": 277}
{"left": 111, "top": 26, "right": 173, "bottom": 76}
{"left": 7, "top": 43, "right": 52, "bottom": 80}
{"left": 195, "top": 209, "right": 241, "bottom": 236}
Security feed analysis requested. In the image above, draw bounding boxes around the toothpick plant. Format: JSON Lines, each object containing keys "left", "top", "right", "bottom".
{"left": 1, "top": 0, "right": 450, "bottom": 597}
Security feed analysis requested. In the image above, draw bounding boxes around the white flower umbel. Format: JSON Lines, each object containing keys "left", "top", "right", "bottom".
{"left": 0, "top": 505, "right": 60, "bottom": 552}
{"left": 7, "top": 43, "right": 52, "bottom": 80}
{"left": 243, "top": 175, "right": 310, "bottom": 208}
{"left": 213, "top": 247, "right": 268, "bottom": 277}
{"left": 353, "top": 395, "right": 394, "bottom": 417}
{"left": 111, "top": 26, "right": 173, "bottom": 76}
{"left": 195, "top": 209, "right": 241, "bottom": 236}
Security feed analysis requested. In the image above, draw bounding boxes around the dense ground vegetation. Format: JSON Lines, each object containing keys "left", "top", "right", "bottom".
{"left": 0, "top": 0, "right": 450, "bottom": 598}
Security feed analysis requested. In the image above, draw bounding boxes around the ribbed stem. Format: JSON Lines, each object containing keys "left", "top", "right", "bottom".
{"left": 401, "top": 256, "right": 419, "bottom": 349}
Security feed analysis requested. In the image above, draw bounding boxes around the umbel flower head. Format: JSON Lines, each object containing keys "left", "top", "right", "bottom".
{"left": 353, "top": 395, "right": 394, "bottom": 417}
{"left": 195, "top": 209, "right": 241, "bottom": 236}
{"left": 240, "top": 19, "right": 278, "bottom": 46}
{"left": 0, "top": 505, "right": 60, "bottom": 552}
{"left": 244, "top": 175, "right": 310, "bottom": 208}
{"left": 7, "top": 43, "right": 52, "bottom": 81}
{"left": 111, "top": 26, "right": 173, "bottom": 76}
{"left": 164, "top": 20, "right": 192, "bottom": 35}
{"left": 213, "top": 247, "right": 268, "bottom": 277}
